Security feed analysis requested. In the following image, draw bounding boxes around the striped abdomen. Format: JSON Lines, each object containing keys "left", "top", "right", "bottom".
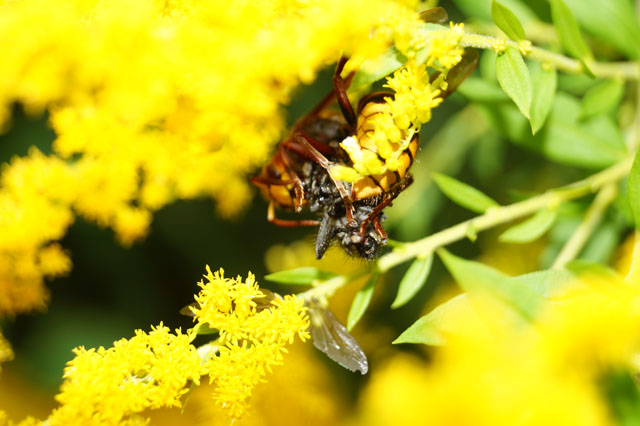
{"left": 350, "top": 97, "right": 419, "bottom": 201}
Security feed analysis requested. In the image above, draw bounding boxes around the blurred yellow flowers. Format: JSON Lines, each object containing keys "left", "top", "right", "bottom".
{"left": 0, "top": 0, "right": 424, "bottom": 316}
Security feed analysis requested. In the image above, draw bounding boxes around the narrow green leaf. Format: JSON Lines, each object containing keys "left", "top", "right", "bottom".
{"left": 476, "top": 94, "right": 627, "bottom": 169}
{"left": 509, "top": 269, "right": 578, "bottom": 298}
{"left": 565, "top": 259, "right": 623, "bottom": 282}
{"left": 432, "top": 172, "right": 499, "bottom": 214}
{"left": 195, "top": 324, "right": 217, "bottom": 335}
{"left": 530, "top": 65, "right": 556, "bottom": 135}
{"left": 499, "top": 209, "right": 557, "bottom": 243}
{"left": 391, "top": 255, "right": 434, "bottom": 309}
{"left": 452, "top": 0, "right": 537, "bottom": 23}
{"left": 393, "top": 294, "right": 482, "bottom": 345}
{"left": 480, "top": 49, "right": 497, "bottom": 82}
{"left": 264, "top": 267, "right": 337, "bottom": 286}
{"left": 550, "top": 0, "right": 593, "bottom": 60}
{"left": 564, "top": 0, "right": 640, "bottom": 60}
{"left": 347, "top": 272, "right": 378, "bottom": 330}
{"left": 438, "top": 249, "right": 540, "bottom": 320}
{"left": 628, "top": 150, "right": 640, "bottom": 230}
{"left": 579, "top": 79, "right": 625, "bottom": 120}
{"left": 496, "top": 46, "right": 532, "bottom": 118}
{"left": 396, "top": 267, "right": 577, "bottom": 345}
{"left": 457, "top": 77, "right": 510, "bottom": 102}
{"left": 580, "top": 221, "right": 623, "bottom": 264}
{"left": 491, "top": 0, "right": 526, "bottom": 40}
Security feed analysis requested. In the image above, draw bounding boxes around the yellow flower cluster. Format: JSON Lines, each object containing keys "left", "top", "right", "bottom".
{"left": 335, "top": 23, "right": 465, "bottom": 181}
{"left": 50, "top": 324, "right": 201, "bottom": 425}
{"left": 356, "top": 274, "right": 640, "bottom": 426}
{"left": 45, "top": 266, "right": 309, "bottom": 423}
{"left": 0, "top": 0, "right": 424, "bottom": 316}
{"left": 190, "top": 267, "right": 310, "bottom": 418}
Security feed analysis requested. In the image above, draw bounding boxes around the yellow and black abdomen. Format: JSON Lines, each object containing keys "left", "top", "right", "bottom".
{"left": 350, "top": 95, "right": 418, "bottom": 201}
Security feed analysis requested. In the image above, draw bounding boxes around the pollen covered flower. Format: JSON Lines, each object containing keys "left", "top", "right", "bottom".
{"left": 50, "top": 324, "right": 202, "bottom": 425}
{"left": 191, "top": 266, "right": 310, "bottom": 418}
{"left": 336, "top": 23, "right": 466, "bottom": 180}
{"left": 427, "top": 22, "right": 465, "bottom": 70}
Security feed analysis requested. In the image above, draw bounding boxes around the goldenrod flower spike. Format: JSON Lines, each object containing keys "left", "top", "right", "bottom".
{"left": 46, "top": 266, "right": 308, "bottom": 423}
{"left": 192, "top": 266, "right": 309, "bottom": 418}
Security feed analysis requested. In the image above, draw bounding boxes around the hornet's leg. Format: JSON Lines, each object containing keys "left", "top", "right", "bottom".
{"left": 267, "top": 202, "right": 319, "bottom": 227}
{"left": 278, "top": 143, "right": 306, "bottom": 211}
{"left": 333, "top": 56, "right": 357, "bottom": 131}
{"left": 358, "top": 176, "right": 414, "bottom": 241}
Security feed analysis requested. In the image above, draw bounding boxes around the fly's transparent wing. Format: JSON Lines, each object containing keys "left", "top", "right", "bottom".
{"left": 179, "top": 302, "right": 198, "bottom": 317}
{"left": 308, "top": 307, "right": 368, "bottom": 374}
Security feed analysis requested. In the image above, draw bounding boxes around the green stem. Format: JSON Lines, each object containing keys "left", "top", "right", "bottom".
{"left": 551, "top": 183, "right": 619, "bottom": 269}
{"left": 460, "top": 33, "right": 640, "bottom": 80}
{"left": 377, "top": 157, "right": 632, "bottom": 272}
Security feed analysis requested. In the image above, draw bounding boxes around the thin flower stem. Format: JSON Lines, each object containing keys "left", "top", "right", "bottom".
{"left": 551, "top": 183, "right": 619, "bottom": 270}
{"left": 460, "top": 33, "right": 640, "bottom": 80}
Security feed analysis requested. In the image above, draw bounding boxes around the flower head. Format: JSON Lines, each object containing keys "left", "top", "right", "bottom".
{"left": 50, "top": 324, "right": 202, "bottom": 425}
{"left": 191, "top": 266, "right": 310, "bottom": 418}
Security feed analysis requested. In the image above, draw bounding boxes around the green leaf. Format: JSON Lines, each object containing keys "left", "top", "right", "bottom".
{"left": 347, "top": 271, "right": 379, "bottom": 330}
{"left": 580, "top": 220, "right": 624, "bottom": 264}
{"left": 476, "top": 93, "right": 627, "bottom": 170}
{"left": 579, "top": 79, "right": 625, "bottom": 120}
{"left": 432, "top": 172, "right": 499, "bottom": 213}
{"left": 391, "top": 254, "right": 434, "bottom": 309}
{"left": 480, "top": 49, "right": 497, "bottom": 82}
{"left": 457, "top": 77, "right": 510, "bottom": 103}
{"left": 564, "top": 0, "right": 640, "bottom": 60}
{"left": 491, "top": 0, "right": 526, "bottom": 40}
{"left": 530, "top": 65, "right": 557, "bottom": 135}
{"left": 195, "top": 323, "right": 218, "bottom": 335}
{"left": 628, "top": 150, "right": 640, "bottom": 230}
{"left": 550, "top": 0, "right": 593, "bottom": 60}
{"left": 438, "top": 249, "right": 541, "bottom": 321}
{"left": 496, "top": 46, "right": 532, "bottom": 118}
{"left": 396, "top": 267, "right": 577, "bottom": 345}
{"left": 509, "top": 269, "right": 578, "bottom": 298}
{"left": 452, "top": 0, "right": 537, "bottom": 23}
{"left": 264, "top": 267, "right": 337, "bottom": 286}
{"left": 393, "top": 294, "right": 484, "bottom": 345}
{"left": 603, "top": 370, "right": 640, "bottom": 425}
{"left": 347, "top": 272, "right": 378, "bottom": 330}
{"left": 499, "top": 209, "right": 557, "bottom": 243}
{"left": 565, "top": 259, "right": 623, "bottom": 282}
